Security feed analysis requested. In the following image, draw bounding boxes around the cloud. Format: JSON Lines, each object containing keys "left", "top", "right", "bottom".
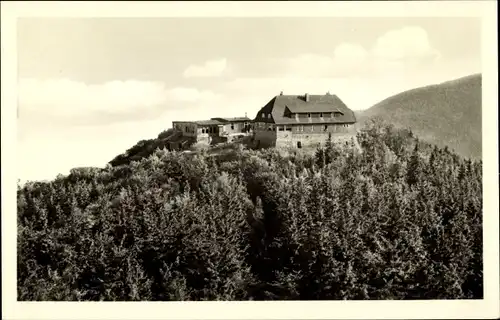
{"left": 372, "top": 26, "right": 441, "bottom": 62}
{"left": 334, "top": 43, "right": 369, "bottom": 65}
{"left": 183, "top": 58, "right": 228, "bottom": 78}
{"left": 18, "top": 78, "right": 221, "bottom": 124}
{"left": 282, "top": 43, "right": 369, "bottom": 78}
{"left": 279, "top": 26, "right": 440, "bottom": 78}
{"left": 166, "top": 87, "right": 221, "bottom": 102}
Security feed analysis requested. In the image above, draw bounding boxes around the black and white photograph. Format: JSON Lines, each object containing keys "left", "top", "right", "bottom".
{"left": 2, "top": 1, "right": 499, "bottom": 320}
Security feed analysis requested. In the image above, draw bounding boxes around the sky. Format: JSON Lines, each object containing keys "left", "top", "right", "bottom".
{"left": 17, "top": 17, "right": 481, "bottom": 182}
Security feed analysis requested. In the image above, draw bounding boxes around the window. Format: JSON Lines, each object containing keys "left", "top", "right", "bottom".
{"left": 268, "top": 114, "right": 271, "bottom": 119}
{"left": 320, "top": 113, "right": 323, "bottom": 118}
{"left": 297, "top": 141, "right": 302, "bottom": 149}
{"left": 262, "top": 113, "right": 266, "bottom": 118}
{"left": 308, "top": 113, "right": 311, "bottom": 118}
{"left": 278, "top": 126, "right": 284, "bottom": 131}
{"left": 311, "top": 125, "right": 314, "bottom": 132}
{"left": 231, "top": 124, "right": 234, "bottom": 130}
{"left": 324, "top": 125, "right": 328, "bottom": 131}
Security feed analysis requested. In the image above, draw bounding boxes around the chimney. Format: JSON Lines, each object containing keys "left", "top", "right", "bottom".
{"left": 245, "top": 112, "right": 247, "bottom": 118}
{"left": 305, "top": 93, "right": 310, "bottom": 102}
{"left": 280, "top": 90, "right": 283, "bottom": 96}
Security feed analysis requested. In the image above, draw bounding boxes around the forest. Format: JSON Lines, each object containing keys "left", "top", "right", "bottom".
{"left": 17, "top": 120, "right": 483, "bottom": 301}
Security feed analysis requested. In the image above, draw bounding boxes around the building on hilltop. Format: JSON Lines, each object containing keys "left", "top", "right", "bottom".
{"left": 252, "top": 92, "right": 357, "bottom": 148}
{"left": 170, "top": 116, "right": 252, "bottom": 150}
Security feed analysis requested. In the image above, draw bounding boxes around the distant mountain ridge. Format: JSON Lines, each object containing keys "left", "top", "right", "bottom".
{"left": 357, "top": 74, "right": 482, "bottom": 160}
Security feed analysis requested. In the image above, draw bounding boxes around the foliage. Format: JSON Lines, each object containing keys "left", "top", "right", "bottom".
{"left": 18, "top": 120, "right": 483, "bottom": 300}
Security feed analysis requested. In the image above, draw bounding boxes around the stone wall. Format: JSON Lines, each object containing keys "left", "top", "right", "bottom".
{"left": 196, "top": 135, "right": 228, "bottom": 146}
{"left": 226, "top": 133, "right": 252, "bottom": 143}
{"left": 196, "top": 135, "right": 211, "bottom": 145}
{"left": 254, "top": 124, "right": 356, "bottom": 149}
{"left": 275, "top": 132, "right": 356, "bottom": 149}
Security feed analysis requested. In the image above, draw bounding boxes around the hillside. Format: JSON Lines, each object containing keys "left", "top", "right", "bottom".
{"left": 357, "top": 74, "right": 482, "bottom": 160}
{"left": 108, "top": 128, "right": 255, "bottom": 167}
{"left": 18, "top": 121, "right": 483, "bottom": 301}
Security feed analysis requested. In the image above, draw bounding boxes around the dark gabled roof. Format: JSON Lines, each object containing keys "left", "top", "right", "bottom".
{"left": 254, "top": 94, "right": 356, "bottom": 125}
{"left": 211, "top": 117, "right": 251, "bottom": 123}
{"left": 286, "top": 104, "right": 345, "bottom": 114}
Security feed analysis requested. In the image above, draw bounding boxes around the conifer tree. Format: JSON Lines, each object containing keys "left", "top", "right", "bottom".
{"left": 315, "top": 146, "right": 326, "bottom": 168}
{"left": 324, "top": 132, "right": 334, "bottom": 165}
{"left": 406, "top": 142, "right": 422, "bottom": 187}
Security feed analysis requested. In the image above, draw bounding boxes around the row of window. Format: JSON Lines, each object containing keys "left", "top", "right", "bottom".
{"left": 200, "top": 124, "right": 240, "bottom": 134}
{"left": 261, "top": 112, "right": 342, "bottom": 119}
{"left": 257, "top": 123, "right": 350, "bottom": 132}
{"left": 201, "top": 127, "right": 217, "bottom": 134}
{"left": 177, "top": 122, "right": 350, "bottom": 134}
